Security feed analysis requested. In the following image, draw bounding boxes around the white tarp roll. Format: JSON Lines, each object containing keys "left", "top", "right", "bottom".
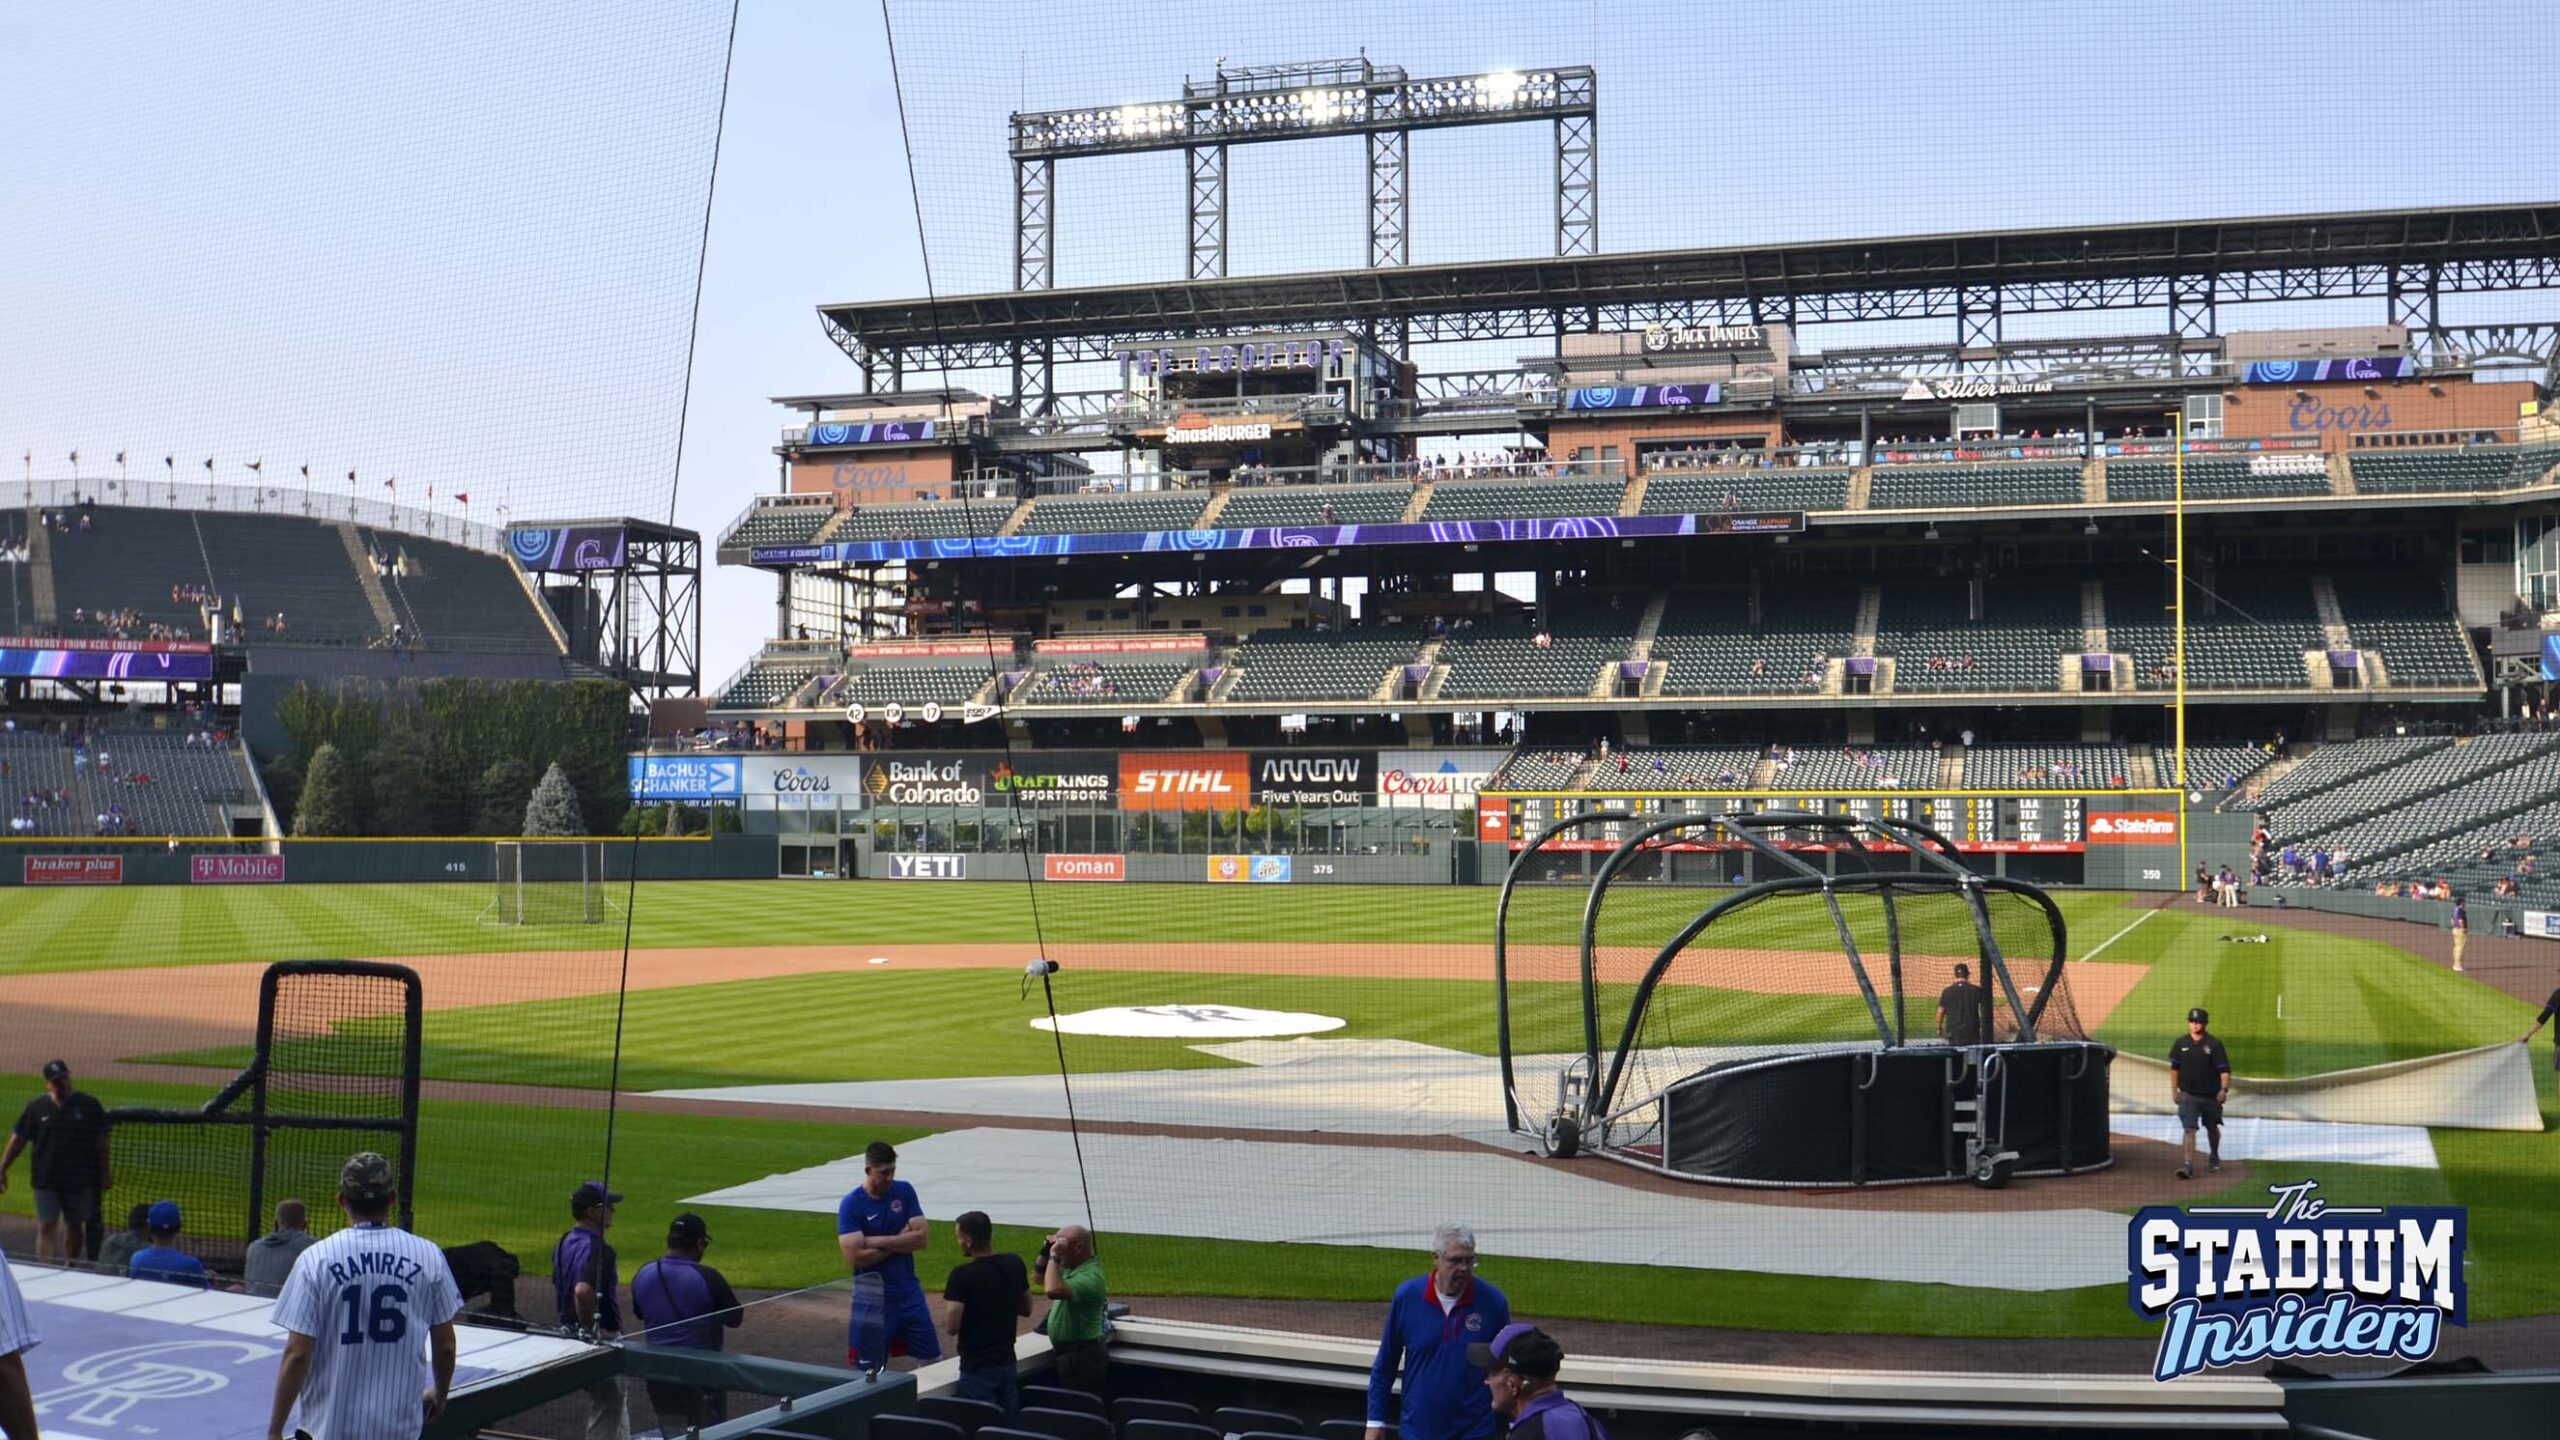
{"left": 2114, "top": 1041, "right": 2543, "bottom": 1132}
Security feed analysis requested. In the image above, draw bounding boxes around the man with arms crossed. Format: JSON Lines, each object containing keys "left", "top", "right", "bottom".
{"left": 837, "top": 1141, "right": 935, "bottom": 1373}
{"left": 1367, "top": 1225, "right": 1509, "bottom": 1440}
{"left": 266, "top": 1151, "right": 460, "bottom": 1440}
{"left": 2169, "top": 1006, "right": 2232, "bottom": 1180}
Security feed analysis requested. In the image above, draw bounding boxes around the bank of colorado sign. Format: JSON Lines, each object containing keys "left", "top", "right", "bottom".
{"left": 192, "top": 854, "right": 286, "bottom": 884}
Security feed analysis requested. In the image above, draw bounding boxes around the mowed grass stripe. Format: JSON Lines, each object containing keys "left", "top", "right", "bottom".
{"left": 0, "top": 879, "right": 2145, "bottom": 976}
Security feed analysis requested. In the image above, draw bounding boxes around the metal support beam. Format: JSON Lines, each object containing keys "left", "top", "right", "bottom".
{"left": 1554, "top": 111, "right": 1597, "bottom": 257}
{"left": 1187, "top": 144, "right": 1228, "bottom": 280}
{"left": 2169, "top": 273, "right": 2218, "bottom": 375}
{"left": 1367, "top": 129, "right": 1408, "bottom": 268}
{"left": 1956, "top": 283, "right": 2001, "bottom": 358}
{"left": 1014, "top": 158, "right": 1054, "bottom": 290}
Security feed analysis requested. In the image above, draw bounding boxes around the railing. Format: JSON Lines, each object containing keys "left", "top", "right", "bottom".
{"left": 2344, "top": 425, "right": 2522, "bottom": 451}
{"left": 1643, "top": 445, "right": 1862, "bottom": 472}
{"left": 17, "top": 476, "right": 504, "bottom": 553}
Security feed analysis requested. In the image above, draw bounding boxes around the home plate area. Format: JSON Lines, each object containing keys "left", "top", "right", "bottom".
{"left": 660, "top": 1034, "right": 2444, "bottom": 1293}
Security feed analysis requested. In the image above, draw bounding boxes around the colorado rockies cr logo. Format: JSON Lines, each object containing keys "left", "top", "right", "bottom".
{"left": 35, "top": 1339, "right": 276, "bottom": 1425}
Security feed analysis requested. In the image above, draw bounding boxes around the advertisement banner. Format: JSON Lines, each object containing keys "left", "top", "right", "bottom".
{"left": 886, "top": 854, "right": 967, "bottom": 880}
{"left": 1043, "top": 854, "right": 1126, "bottom": 882}
{"left": 1563, "top": 383, "right": 1723, "bottom": 411}
{"left": 747, "top": 756, "right": 864, "bottom": 802}
{"left": 988, "top": 753, "right": 1117, "bottom": 807}
{"left": 1478, "top": 795, "right": 1512, "bottom": 842}
{"left": 2518, "top": 909, "right": 2560, "bottom": 941}
{"left": 2087, "top": 812, "right": 2180, "bottom": 844}
{"left": 1120, "top": 753, "right": 1249, "bottom": 811}
{"left": 1033, "top": 634, "right": 1209, "bottom": 654}
{"left": 507, "top": 525, "right": 629, "bottom": 572}
{"left": 190, "top": 854, "right": 285, "bottom": 884}
{"left": 2240, "top": 357, "right": 2415, "bottom": 385}
{"left": 628, "top": 755, "right": 745, "bottom": 801}
{"left": 753, "top": 511, "right": 1806, "bottom": 568}
{"left": 1379, "top": 750, "right": 1503, "bottom": 810}
{"left": 1249, "top": 751, "right": 1374, "bottom": 807}
{"left": 1207, "top": 854, "right": 1293, "bottom": 883}
{"left": 0, "top": 648, "right": 215, "bottom": 680}
{"left": 24, "top": 855, "right": 122, "bottom": 885}
{"left": 862, "top": 757, "right": 982, "bottom": 806}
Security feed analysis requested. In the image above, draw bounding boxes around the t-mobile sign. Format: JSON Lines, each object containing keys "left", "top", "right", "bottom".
{"left": 191, "top": 854, "right": 287, "bottom": 884}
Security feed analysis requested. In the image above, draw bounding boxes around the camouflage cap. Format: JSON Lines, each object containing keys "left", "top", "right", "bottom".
{"left": 340, "top": 1150, "right": 397, "bottom": 1204}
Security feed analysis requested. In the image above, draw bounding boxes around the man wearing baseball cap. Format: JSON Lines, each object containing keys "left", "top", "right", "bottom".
{"left": 2, "top": 1057, "right": 113, "bottom": 1266}
{"left": 128, "top": 1200, "right": 210, "bottom": 1289}
{"left": 1935, "top": 963, "right": 1989, "bottom": 1048}
{"left": 552, "top": 1181, "right": 629, "bottom": 1439}
{"left": 630, "top": 1213, "right": 742, "bottom": 1435}
{"left": 2168, "top": 1006, "right": 2231, "bottom": 1181}
{"left": 266, "top": 1150, "right": 461, "bottom": 1440}
{"left": 1468, "top": 1325, "right": 1604, "bottom": 1440}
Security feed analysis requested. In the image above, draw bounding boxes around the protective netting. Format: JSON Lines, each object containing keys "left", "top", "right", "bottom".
{"left": 492, "top": 840, "right": 610, "bottom": 925}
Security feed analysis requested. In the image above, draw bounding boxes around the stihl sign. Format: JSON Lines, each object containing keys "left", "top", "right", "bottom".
{"left": 1119, "top": 752, "right": 1247, "bottom": 810}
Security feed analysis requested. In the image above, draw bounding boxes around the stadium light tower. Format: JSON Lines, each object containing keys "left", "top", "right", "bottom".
{"left": 1007, "top": 57, "right": 1598, "bottom": 287}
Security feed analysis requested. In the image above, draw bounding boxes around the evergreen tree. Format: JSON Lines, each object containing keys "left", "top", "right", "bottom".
{"left": 292, "top": 743, "right": 360, "bottom": 836}
{"left": 476, "top": 758, "right": 533, "bottom": 835}
{"left": 521, "top": 761, "right": 586, "bottom": 837}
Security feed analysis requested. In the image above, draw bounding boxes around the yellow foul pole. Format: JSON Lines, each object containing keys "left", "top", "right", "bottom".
{"left": 2171, "top": 410, "right": 2189, "bottom": 887}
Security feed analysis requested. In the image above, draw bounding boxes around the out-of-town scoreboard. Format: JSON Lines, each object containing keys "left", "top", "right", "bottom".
{"left": 1481, "top": 792, "right": 2098, "bottom": 851}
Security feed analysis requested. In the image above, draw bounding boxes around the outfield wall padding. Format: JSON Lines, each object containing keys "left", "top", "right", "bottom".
{"left": 0, "top": 835, "right": 775, "bottom": 886}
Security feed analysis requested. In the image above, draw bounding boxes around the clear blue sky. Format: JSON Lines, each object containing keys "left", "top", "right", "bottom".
{"left": 3, "top": 1, "right": 2549, "bottom": 679}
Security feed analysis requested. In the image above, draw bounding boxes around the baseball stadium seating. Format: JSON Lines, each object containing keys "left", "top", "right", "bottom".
{"left": 1638, "top": 468, "right": 1854, "bottom": 515}
{"left": 2177, "top": 744, "right": 2279, "bottom": 796}
{"left": 49, "top": 506, "right": 223, "bottom": 642}
{"left": 1764, "top": 746, "right": 1937, "bottom": 791}
{"left": 2335, "top": 576, "right": 2479, "bottom": 687}
{"left": 1419, "top": 478, "right": 1625, "bottom": 521}
{"left": 200, "top": 513, "right": 382, "bottom": 646}
{"left": 1225, "top": 626, "right": 1419, "bottom": 702}
{"left": 1486, "top": 749, "right": 1591, "bottom": 790}
{"left": 1435, "top": 597, "right": 1638, "bottom": 700}
{"left": 1016, "top": 660, "right": 1191, "bottom": 705}
{"left": 2266, "top": 731, "right": 2560, "bottom": 846}
{"left": 2106, "top": 455, "right": 2332, "bottom": 501}
{"left": 2250, "top": 735, "right": 2450, "bottom": 809}
{"left": 1592, "top": 746, "right": 1760, "bottom": 787}
{"left": 1214, "top": 485, "right": 1411, "bottom": 528}
{"left": 1649, "top": 590, "right": 1853, "bottom": 696}
{"left": 2347, "top": 446, "right": 2528, "bottom": 495}
{"left": 717, "top": 659, "right": 822, "bottom": 709}
{"left": 368, "top": 531, "right": 561, "bottom": 652}
{"left": 1874, "top": 580, "right": 2081, "bottom": 693}
{"left": 1016, "top": 491, "right": 1212, "bottom": 536}
{"left": 725, "top": 499, "right": 836, "bottom": 549}
{"left": 2269, "top": 739, "right": 2560, "bottom": 883}
{"left": 1868, "top": 464, "right": 2082, "bottom": 510}
{"left": 829, "top": 665, "right": 992, "bottom": 709}
{"left": 1961, "top": 744, "right": 2132, "bottom": 789}
{"left": 828, "top": 501, "right": 1012, "bottom": 542}
{"left": 2107, "top": 574, "right": 2323, "bottom": 691}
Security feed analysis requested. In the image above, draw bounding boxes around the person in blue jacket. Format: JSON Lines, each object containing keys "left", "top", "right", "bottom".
{"left": 1365, "top": 1225, "right": 1509, "bottom": 1440}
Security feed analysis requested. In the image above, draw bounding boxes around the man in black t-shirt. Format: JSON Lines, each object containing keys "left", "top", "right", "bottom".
{"left": 2522, "top": 987, "right": 2560, "bottom": 1073}
{"left": 0, "top": 1059, "right": 112, "bottom": 1264}
{"left": 2167, "top": 1008, "right": 2231, "bottom": 1180}
{"left": 1935, "top": 964, "right": 1990, "bottom": 1048}
{"left": 941, "top": 1209, "right": 1030, "bottom": 1421}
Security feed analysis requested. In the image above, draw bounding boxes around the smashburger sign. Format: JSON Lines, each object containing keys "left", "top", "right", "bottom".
{"left": 2088, "top": 812, "right": 2179, "bottom": 844}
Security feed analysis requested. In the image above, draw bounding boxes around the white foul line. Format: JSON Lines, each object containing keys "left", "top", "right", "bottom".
{"left": 2080, "top": 905, "right": 2164, "bottom": 962}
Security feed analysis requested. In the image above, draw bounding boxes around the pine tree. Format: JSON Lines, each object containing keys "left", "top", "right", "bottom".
{"left": 521, "top": 761, "right": 586, "bottom": 837}
{"left": 476, "top": 758, "right": 533, "bottom": 835}
{"left": 292, "top": 743, "right": 360, "bottom": 836}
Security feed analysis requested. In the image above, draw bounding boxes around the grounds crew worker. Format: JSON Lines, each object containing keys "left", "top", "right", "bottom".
{"left": 2522, "top": 983, "right": 2560, "bottom": 1071}
{"left": 2170, "top": 1006, "right": 2232, "bottom": 1181}
{"left": 1935, "top": 963, "right": 1989, "bottom": 1047}
{"left": 1367, "top": 1225, "right": 1510, "bottom": 1440}
{"left": 1, "top": 1058, "right": 112, "bottom": 1266}
{"left": 1471, "top": 1325, "right": 1604, "bottom": 1440}
{"left": 630, "top": 1212, "right": 743, "bottom": 1435}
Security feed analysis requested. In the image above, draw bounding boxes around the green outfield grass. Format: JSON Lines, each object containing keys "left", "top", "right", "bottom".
{"left": 0, "top": 876, "right": 2148, "bottom": 975}
{"left": 17, "top": 1072, "right": 2553, "bottom": 1336}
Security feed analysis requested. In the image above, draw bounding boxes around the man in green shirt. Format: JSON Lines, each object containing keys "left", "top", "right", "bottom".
{"left": 1038, "top": 1224, "right": 1107, "bottom": 1394}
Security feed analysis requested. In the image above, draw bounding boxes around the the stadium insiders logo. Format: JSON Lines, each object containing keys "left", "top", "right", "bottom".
{"left": 2129, "top": 1180, "right": 2464, "bottom": 1381}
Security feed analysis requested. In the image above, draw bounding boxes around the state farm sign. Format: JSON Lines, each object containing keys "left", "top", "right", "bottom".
{"left": 2087, "top": 812, "right": 2179, "bottom": 844}
{"left": 1119, "top": 752, "right": 1248, "bottom": 810}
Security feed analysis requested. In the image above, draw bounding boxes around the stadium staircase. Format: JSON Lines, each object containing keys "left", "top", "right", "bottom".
{"left": 2080, "top": 461, "right": 2105, "bottom": 505}
{"left": 2310, "top": 578, "right": 2352, "bottom": 648}
{"left": 1193, "top": 490, "right": 1235, "bottom": 528}
{"left": 1616, "top": 474, "right": 1649, "bottom": 517}
{"left": 1397, "top": 485, "right": 1433, "bottom": 522}
{"left": 1939, "top": 750, "right": 1964, "bottom": 787}
{"left": 2329, "top": 454, "right": 2358, "bottom": 496}
{"left": 993, "top": 502, "right": 1030, "bottom": 537}
{"left": 26, "top": 511, "right": 56, "bottom": 623}
{"left": 334, "top": 523, "right": 402, "bottom": 636}
{"left": 1626, "top": 591, "right": 1669, "bottom": 662}
{"left": 1844, "top": 466, "right": 1874, "bottom": 510}
{"left": 1748, "top": 755, "right": 1780, "bottom": 788}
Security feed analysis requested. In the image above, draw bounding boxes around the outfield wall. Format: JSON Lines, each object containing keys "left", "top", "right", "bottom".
{"left": 0, "top": 834, "right": 778, "bottom": 886}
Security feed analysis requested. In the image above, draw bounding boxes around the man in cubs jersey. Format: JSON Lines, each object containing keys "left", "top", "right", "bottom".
{"left": 837, "top": 1139, "right": 934, "bottom": 1371}
{"left": 267, "top": 1152, "right": 461, "bottom": 1440}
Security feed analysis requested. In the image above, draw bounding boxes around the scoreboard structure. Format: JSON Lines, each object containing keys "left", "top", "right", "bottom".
{"left": 1476, "top": 790, "right": 2190, "bottom": 889}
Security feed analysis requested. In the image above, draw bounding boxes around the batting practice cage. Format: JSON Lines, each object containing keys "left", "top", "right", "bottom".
{"left": 1498, "top": 810, "right": 2115, "bottom": 1188}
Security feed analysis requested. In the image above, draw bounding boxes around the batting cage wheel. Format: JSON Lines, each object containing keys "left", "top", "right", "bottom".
{"left": 1495, "top": 808, "right": 2114, "bottom": 1189}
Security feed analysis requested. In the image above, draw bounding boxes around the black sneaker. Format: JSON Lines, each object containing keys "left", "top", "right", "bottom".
{"left": 2177, "top": 1166, "right": 2192, "bottom": 1181}
{"left": 2209, "top": 1158, "right": 2222, "bottom": 1173}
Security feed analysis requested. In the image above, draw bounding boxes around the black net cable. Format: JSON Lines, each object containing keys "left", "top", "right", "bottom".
{"left": 877, "top": 0, "right": 1099, "bottom": 1248}
{"left": 596, "top": 0, "right": 744, "bottom": 1238}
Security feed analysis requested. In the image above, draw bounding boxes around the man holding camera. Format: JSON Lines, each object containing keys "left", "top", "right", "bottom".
{"left": 1037, "top": 1224, "right": 1107, "bottom": 1394}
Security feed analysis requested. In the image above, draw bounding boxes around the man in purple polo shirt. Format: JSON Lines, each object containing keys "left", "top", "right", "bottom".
{"left": 1471, "top": 1325, "right": 1603, "bottom": 1440}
